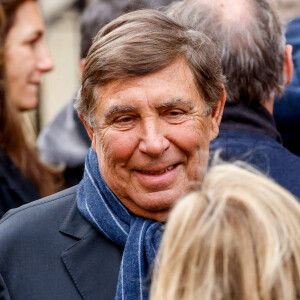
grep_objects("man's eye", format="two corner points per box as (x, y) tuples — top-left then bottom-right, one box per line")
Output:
(165, 110), (185, 118)
(115, 116), (134, 123)
(163, 110), (186, 123)
(168, 110), (183, 116)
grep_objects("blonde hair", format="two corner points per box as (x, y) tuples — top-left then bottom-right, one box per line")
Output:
(150, 163), (300, 300)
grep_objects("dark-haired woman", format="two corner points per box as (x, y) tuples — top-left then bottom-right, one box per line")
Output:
(0, 0), (59, 218)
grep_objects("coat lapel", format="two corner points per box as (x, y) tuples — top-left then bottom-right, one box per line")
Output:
(59, 201), (123, 300)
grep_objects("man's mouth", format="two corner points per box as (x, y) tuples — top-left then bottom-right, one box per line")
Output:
(136, 164), (179, 175)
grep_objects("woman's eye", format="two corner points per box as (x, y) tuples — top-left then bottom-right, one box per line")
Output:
(26, 35), (41, 47)
(27, 39), (38, 47)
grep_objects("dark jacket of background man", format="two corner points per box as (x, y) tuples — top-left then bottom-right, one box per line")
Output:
(274, 17), (300, 156)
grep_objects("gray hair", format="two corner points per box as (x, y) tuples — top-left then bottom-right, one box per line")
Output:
(80, 0), (178, 59)
(167, 0), (286, 104)
(75, 9), (225, 127)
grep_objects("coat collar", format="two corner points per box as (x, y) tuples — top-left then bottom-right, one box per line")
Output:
(221, 101), (282, 144)
(59, 198), (123, 300)
(59, 198), (92, 239)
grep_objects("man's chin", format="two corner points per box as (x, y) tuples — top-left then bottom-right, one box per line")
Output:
(120, 191), (184, 222)
(134, 208), (171, 223)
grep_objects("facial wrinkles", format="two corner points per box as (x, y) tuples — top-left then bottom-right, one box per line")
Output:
(140, 113), (209, 176)
(137, 101), (201, 168)
(96, 95), (208, 157)
(194, 148), (209, 177)
(186, 117), (211, 177)
(89, 57), (216, 221)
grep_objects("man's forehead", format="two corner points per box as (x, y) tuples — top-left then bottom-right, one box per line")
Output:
(97, 60), (199, 105)
(96, 84), (201, 117)
(102, 98), (195, 119)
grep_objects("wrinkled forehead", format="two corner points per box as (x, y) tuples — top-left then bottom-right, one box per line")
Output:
(99, 58), (200, 99)
(94, 57), (206, 118)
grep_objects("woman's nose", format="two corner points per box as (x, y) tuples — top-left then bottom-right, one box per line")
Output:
(36, 42), (54, 73)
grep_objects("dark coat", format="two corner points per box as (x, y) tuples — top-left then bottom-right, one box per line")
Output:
(0, 186), (122, 300)
(210, 102), (300, 199)
(210, 130), (300, 199)
(0, 150), (40, 218)
(274, 17), (300, 156)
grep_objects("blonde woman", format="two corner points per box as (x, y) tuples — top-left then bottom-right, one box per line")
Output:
(150, 163), (300, 300)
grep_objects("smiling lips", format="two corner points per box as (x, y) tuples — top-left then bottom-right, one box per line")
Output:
(136, 164), (179, 175)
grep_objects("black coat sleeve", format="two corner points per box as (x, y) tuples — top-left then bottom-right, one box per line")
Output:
(0, 273), (11, 300)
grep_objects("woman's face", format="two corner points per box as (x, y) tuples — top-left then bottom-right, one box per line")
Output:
(4, 1), (54, 111)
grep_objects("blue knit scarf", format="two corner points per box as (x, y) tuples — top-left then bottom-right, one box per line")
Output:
(77, 148), (163, 300)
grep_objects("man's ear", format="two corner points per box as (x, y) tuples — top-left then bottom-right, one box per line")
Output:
(284, 44), (294, 86)
(79, 114), (97, 151)
(209, 87), (226, 141)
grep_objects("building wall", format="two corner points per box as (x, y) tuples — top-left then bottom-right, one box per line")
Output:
(39, 1), (81, 129)
(40, 10), (80, 128)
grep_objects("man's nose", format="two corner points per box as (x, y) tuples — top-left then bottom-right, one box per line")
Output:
(138, 120), (170, 157)
(36, 42), (54, 73)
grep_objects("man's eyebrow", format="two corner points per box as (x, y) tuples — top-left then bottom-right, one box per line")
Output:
(156, 98), (194, 110)
(104, 104), (138, 120)
(104, 99), (194, 120)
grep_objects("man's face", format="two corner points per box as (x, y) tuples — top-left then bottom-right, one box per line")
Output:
(86, 58), (224, 222)
(4, 1), (54, 111)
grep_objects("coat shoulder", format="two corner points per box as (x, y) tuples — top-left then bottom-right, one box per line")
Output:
(0, 186), (78, 243)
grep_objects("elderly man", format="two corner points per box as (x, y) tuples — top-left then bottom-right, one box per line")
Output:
(0, 10), (225, 300)
(168, 0), (300, 198)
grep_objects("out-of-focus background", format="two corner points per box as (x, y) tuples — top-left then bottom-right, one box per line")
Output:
(26, 0), (300, 138)
(23, 0), (86, 145)
(39, 0), (84, 129)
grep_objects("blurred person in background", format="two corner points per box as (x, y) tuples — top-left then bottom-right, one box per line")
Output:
(150, 162), (300, 300)
(274, 0), (300, 156)
(37, 0), (178, 188)
(168, 0), (300, 198)
(0, 0), (59, 218)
